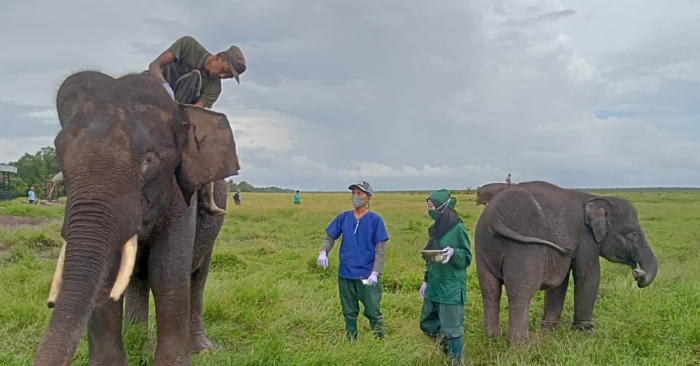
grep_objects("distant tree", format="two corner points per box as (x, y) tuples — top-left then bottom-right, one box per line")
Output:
(2, 146), (60, 198)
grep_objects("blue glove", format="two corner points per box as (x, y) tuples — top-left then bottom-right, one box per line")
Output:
(365, 271), (379, 286)
(420, 282), (427, 298)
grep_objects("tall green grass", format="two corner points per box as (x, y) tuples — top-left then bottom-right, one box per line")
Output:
(0, 191), (698, 365)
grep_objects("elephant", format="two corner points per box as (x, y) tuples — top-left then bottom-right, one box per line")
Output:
(474, 180), (658, 344)
(32, 70), (240, 366)
(475, 182), (514, 205)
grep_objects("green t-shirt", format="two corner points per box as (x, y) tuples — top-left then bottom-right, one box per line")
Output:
(162, 36), (222, 108)
(423, 223), (473, 305)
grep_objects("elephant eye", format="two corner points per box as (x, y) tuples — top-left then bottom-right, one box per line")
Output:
(140, 151), (162, 179)
(626, 232), (639, 241)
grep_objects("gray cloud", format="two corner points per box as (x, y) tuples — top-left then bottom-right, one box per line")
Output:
(1, 0), (699, 190)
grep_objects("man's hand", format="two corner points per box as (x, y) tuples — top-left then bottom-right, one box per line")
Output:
(365, 271), (379, 286)
(317, 251), (329, 269)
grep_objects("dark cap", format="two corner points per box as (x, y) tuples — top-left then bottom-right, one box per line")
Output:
(349, 181), (373, 196)
(223, 45), (246, 84)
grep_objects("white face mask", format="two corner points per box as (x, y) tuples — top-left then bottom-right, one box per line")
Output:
(352, 195), (366, 208)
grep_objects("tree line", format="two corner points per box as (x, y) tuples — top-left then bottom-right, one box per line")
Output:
(226, 180), (294, 193)
(0, 145), (293, 199)
(1, 146), (60, 198)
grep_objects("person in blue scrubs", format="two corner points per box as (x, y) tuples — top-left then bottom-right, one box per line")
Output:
(317, 181), (389, 341)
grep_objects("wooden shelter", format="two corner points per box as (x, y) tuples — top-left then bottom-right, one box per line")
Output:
(45, 171), (65, 202)
(0, 164), (17, 201)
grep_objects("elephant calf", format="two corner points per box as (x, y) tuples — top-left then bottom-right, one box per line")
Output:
(474, 181), (658, 344)
(475, 182), (514, 205)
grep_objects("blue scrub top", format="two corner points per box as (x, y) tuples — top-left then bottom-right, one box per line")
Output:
(325, 210), (389, 280)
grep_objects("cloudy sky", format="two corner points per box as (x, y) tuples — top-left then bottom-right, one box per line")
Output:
(1, 0), (699, 191)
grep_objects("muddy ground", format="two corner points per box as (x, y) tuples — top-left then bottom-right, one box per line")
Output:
(0, 215), (56, 230)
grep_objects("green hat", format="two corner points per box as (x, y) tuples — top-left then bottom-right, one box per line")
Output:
(223, 45), (246, 84)
(428, 189), (456, 209)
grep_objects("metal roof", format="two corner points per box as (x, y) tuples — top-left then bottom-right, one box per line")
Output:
(0, 164), (18, 174)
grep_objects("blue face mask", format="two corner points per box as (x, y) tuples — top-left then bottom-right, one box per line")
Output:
(352, 195), (366, 208)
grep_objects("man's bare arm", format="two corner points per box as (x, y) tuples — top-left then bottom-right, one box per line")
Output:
(148, 50), (176, 83)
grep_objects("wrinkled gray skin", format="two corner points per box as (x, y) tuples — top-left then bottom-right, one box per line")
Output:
(32, 71), (240, 366)
(475, 181), (658, 344)
(476, 182), (514, 205)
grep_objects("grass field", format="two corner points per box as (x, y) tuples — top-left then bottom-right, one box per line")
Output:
(0, 190), (699, 365)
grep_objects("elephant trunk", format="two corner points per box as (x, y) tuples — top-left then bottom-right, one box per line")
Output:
(33, 195), (138, 366)
(632, 241), (658, 288)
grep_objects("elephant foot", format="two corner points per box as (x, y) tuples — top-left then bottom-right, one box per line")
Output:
(190, 332), (214, 354)
(572, 321), (595, 335)
(540, 319), (559, 333)
(505, 330), (529, 345)
(484, 328), (502, 339)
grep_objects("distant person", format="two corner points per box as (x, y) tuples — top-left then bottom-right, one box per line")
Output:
(419, 189), (473, 365)
(505, 173), (512, 187)
(316, 181), (389, 341)
(293, 190), (301, 204)
(233, 189), (241, 205)
(28, 187), (36, 204)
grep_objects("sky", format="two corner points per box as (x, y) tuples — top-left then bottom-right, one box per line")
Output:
(1, 0), (699, 191)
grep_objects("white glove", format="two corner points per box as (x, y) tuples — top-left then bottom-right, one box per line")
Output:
(317, 251), (329, 269)
(441, 247), (454, 264)
(420, 282), (427, 298)
(162, 82), (175, 100)
(365, 271), (379, 286)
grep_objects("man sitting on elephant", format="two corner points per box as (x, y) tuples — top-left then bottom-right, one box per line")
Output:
(147, 35), (247, 216)
(49, 36), (246, 217)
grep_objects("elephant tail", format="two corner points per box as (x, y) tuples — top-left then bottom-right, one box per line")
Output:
(492, 222), (574, 257)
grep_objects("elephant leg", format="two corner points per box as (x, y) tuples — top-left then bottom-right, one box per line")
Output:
(190, 253), (213, 354)
(190, 179), (226, 354)
(505, 293), (535, 344)
(125, 247), (151, 325)
(149, 209), (196, 365)
(125, 278), (150, 324)
(571, 257), (601, 334)
(476, 253), (503, 338)
(541, 271), (570, 332)
(503, 256), (540, 344)
(87, 287), (127, 365)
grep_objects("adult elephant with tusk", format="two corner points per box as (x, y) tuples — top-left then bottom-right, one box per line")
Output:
(33, 70), (240, 366)
(474, 180), (658, 344)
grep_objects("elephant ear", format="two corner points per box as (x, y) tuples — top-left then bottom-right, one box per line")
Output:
(175, 104), (241, 205)
(584, 197), (612, 243)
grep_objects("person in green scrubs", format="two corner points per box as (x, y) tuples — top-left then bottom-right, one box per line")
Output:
(419, 189), (473, 365)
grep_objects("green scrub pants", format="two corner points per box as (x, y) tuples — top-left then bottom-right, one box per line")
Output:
(338, 277), (384, 340)
(419, 298), (464, 364)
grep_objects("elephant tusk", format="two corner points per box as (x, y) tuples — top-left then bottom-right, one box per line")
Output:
(109, 234), (138, 301)
(47, 240), (67, 308)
